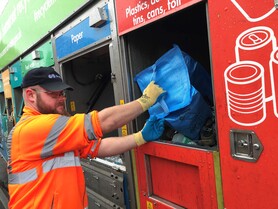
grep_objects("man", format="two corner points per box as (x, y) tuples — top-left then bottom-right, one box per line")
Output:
(7, 67), (165, 209)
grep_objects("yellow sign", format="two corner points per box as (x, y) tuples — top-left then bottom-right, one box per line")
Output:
(147, 201), (153, 209)
(122, 125), (128, 136)
(2, 69), (12, 98)
(120, 100), (125, 105)
(120, 100), (128, 136)
(70, 101), (76, 112)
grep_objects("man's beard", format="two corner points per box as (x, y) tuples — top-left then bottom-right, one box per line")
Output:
(36, 93), (66, 115)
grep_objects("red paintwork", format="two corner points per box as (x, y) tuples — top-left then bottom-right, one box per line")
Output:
(208, 0), (278, 208)
(135, 143), (218, 209)
(115, 0), (203, 35)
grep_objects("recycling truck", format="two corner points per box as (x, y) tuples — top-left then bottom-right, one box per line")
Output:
(0, 0), (278, 209)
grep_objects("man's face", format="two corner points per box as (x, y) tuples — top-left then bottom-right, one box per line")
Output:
(31, 87), (67, 115)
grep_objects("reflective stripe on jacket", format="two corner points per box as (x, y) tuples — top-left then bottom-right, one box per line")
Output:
(8, 106), (103, 209)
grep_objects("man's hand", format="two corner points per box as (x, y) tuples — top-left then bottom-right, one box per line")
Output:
(137, 81), (164, 111)
(134, 116), (165, 146)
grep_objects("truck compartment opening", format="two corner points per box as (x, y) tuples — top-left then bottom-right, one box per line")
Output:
(125, 2), (216, 149)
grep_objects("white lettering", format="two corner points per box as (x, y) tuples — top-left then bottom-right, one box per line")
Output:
(150, 0), (160, 5)
(48, 74), (61, 79)
(25, 62), (37, 70)
(16, 1), (25, 15)
(0, 30), (22, 59)
(1, 9), (16, 38)
(33, 0), (57, 22)
(125, 1), (148, 18)
(147, 6), (164, 19)
(132, 15), (144, 25)
(167, 0), (181, 10)
(0, 0), (30, 39)
(0, 0), (8, 16)
(24, 0), (31, 14)
(71, 32), (83, 44)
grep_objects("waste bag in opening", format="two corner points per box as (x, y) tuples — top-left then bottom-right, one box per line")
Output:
(164, 87), (212, 141)
(134, 44), (192, 119)
(182, 51), (213, 106)
(134, 44), (212, 141)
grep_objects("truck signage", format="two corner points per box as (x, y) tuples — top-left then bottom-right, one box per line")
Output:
(115, 0), (203, 35)
(55, 15), (111, 60)
(0, 0), (88, 70)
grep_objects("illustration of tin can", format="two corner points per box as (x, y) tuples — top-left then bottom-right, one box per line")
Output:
(235, 26), (276, 98)
(224, 61), (266, 126)
(270, 48), (278, 117)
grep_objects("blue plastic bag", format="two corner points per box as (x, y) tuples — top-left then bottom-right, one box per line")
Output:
(182, 51), (213, 105)
(164, 88), (212, 141)
(134, 45), (192, 119)
(134, 44), (212, 140)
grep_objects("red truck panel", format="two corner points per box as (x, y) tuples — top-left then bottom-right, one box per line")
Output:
(208, 0), (278, 208)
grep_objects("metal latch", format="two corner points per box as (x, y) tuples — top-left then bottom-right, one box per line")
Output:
(230, 129), (263, 162)
(275, 0), (278, 9)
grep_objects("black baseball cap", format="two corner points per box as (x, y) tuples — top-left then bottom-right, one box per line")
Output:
(21, 67), (73, 91)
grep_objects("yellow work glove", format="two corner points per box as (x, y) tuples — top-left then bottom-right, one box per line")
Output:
(134, 116), (165, 146)
(134, 132), (146, 146)
(136, 81), (164, 111)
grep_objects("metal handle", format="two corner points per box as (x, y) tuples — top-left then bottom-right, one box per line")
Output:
(230, 129), (263, 162)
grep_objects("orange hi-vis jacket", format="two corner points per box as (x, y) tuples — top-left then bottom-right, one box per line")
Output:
(7, 106), (103, 209)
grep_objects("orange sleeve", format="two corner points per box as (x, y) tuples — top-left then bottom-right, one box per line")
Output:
(91, 111), (103, 139)
(80, 139), (101, 158)
(80, 111), (103, 158)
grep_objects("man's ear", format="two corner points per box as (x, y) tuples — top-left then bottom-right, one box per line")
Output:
(25, 89), (36, 103)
